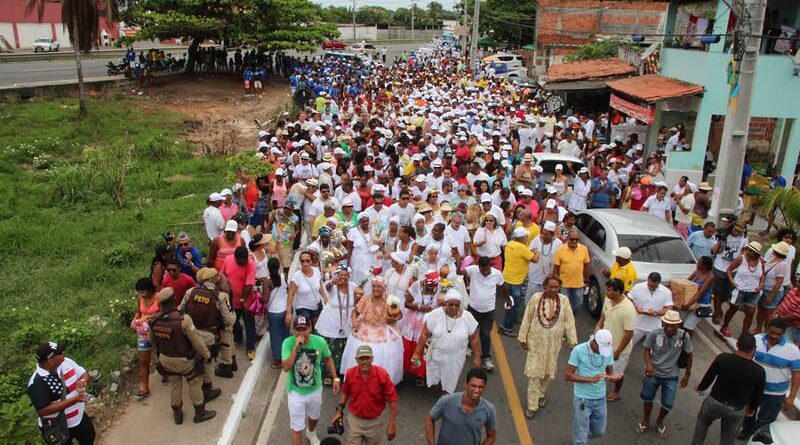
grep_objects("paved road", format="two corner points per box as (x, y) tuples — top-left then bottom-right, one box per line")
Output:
(0, 43), (426, 87)
(267, 300), (726, 445)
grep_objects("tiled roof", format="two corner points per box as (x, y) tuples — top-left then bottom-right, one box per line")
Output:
(605, 74), (704, 102)
(546, 58), (636, 82)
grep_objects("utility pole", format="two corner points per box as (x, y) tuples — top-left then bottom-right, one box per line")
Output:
(469, 0), (481, 75)
(412, 1), (416, 41)
(462, 0), (469, 57)
(352, 0), (357, 44)
(709, 0), (767, 221)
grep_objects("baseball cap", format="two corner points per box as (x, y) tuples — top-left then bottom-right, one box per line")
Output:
(543, 221), (557, 232)
(480, 193), (492, 203)
(512, 227), (529, 239)
(36, 342), (64, 363)
(613, 247), (632, 260)
(209, 192), (224, 202)
(294, 316), (309, 329)
(224, 220), (239, 232)
(157, 287), (175, 303)
(592, 329), (614, 357)
(355, 345), (374, 358)
(545, 199), (557, 209)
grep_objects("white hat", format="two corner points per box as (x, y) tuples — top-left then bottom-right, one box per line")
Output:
(232, 183), (243, 192)
(412, 154), (422, 161)
(543, 221), (557, 232)
(390, 251), (409, 263)
(258, 141), (268, 148)
(306, 178), (319, 187)
(357, 212), (370, 221)
(270, 147), (282, 155)
(275, 167), (285, 176)
(300, 151), (310, 159)
(533, 165), (544, 173)
(372, 184), (386, 194)
(578, 167), (589, 174)
(613, 247), (632, 260)
(555, 163), (563, 171)
(432, 159), (442, 167)
(415, 174), (426, 183)
(547, 186), (558, 194)
(480, 193), (493, 203)
(444, 288), (463, 302)
(224, 220), (239, 232)
(546, 199), (557, 209)
(209, 192), (224, 202)
(521, 188), (533, 197)
(220, 188), (232, 196)
(592, 329), (614, 357)
(512, 227), (529, 239)
(258, 130), (268, 138)
(342, 197), (354, 207)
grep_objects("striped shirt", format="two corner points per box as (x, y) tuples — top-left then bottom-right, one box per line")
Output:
(754, 333), (800, 395)
(27, 358), (86, 428)
(777, 286), (800, 329)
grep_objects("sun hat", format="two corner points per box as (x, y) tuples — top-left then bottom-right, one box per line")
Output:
(772, 241), (790, 257)
(746, 241), (762, 255)
(698, 182), (713, 191)
(661, 310), (682, 325)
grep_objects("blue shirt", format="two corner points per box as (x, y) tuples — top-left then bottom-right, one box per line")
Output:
(771, 176), (787, 189)
(754, 333), (800, 395)
(686, 231), (716, 258)
(568, 342), (613, 399)
(589, 178), (617, 208)
(177, 246), (203, 278)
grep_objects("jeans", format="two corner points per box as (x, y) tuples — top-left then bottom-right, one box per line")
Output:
(740, 393), (785, 437)
(691, 395), (745, 445)
(573, 396), (607, 445)
(233, 308), (256, 352)
(562, 287), (584, 312)
(267, 311), (289, 363)
(501, 283), (526, 332)
(468, 306), (494, 359)
(640, 376), (679, 411)
(68, 415), (96, 445)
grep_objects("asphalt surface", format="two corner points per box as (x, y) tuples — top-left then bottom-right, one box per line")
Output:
(268, 299), (727, 445)
(0, 43), (425, 88)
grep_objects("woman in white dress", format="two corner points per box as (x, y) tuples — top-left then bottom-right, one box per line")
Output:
(340, 276), (405, 383)
(402, 270), (441, 384)
(378, 216), (401, 275)
(285, 250), (328, 328)
(568, 168), (591, 212)
(411, 288), (481, 394)
(316, 265), (356, 383)
(473, 213), (508, 270)
(385, 251), (414, 301)
(346, 213), (377, 285)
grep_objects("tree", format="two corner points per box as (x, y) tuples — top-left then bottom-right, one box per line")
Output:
(356, 6), (394, 26)
(240, 0), (338, 51)
(26, 0), (116, 116)
(393, 8), (413, 28)
(479, 0), (536, 47)
(564, 39), (637, 62)
(427, 1), (444, 27)
(319, 5), (351, 24)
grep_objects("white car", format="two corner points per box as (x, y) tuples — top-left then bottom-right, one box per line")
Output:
(531, 153), (585, 183)
(33, 37), (59, 52)
(747, 420), (800, 445)
(350, 42), (376, 54)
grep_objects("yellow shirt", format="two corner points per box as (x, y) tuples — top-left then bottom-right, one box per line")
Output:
(503, 240), (534, 285)
(312, 213), (335, 238)
(601, 297), (637, 354)
(514, 221), (541, 245)
(403, 162), (417, 177)
(610, 262), (637, 293)
(553, 244), (590, 288)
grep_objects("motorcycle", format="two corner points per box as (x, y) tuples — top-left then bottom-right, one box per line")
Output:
(106, 61), (126, 76)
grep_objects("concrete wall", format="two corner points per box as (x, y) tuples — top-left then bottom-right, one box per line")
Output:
(377, 28), (440, 40)
(336, 25), (378, 42)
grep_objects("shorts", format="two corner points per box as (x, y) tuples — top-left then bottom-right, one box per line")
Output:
(278, 244), (293, 269)
(680, 308), (705, 330)
(253, 80), (262, 89)
(640, 376), (678, 411)
(287, 389), (322, 431)
(244, 80), (251, 88)
(712, 269), (732, 301)
(732, 289), (760, 308)
(136, 336), (152, 352)
(612, 351), (630, 375)
(759, 288), (784, 309)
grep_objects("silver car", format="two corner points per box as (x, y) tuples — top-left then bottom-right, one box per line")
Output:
(575, 209), (697, 317)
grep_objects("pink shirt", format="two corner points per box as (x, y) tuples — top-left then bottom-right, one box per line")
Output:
(220, 203), (239, 222)
(161, 272), (197, 306)
(220, 255), (256, 310)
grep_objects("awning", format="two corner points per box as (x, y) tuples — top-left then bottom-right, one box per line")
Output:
(546, 58), (636, 82)
(605, 74), (704, 103)
(542, 80), (609, 91)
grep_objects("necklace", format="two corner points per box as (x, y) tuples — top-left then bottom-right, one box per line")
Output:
(536, 295), (561, 329)
(336, 283), (349, 336)
(588, 348), (604, 367)
(539, 240), (554, 258)
(445, 315), (457, 333)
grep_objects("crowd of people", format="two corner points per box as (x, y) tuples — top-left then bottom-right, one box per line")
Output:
(30, 44), (800, 445)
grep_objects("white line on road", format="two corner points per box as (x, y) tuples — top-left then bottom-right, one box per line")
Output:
(255, 370), (288, 444)
(216, 335), (271, 445)
(21, 67), (75, 72)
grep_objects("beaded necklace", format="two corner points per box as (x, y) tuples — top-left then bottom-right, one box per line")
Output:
(536, 294), (561, 329)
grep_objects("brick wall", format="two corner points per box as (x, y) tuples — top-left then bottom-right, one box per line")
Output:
(748, 117), (777, 141)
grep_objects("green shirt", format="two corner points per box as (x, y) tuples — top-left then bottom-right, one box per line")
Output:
(281, 334), (331, 395)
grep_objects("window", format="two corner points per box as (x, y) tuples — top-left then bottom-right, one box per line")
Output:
(617, 235), (696, 264)
(575, 213), (594, 234)
(585, 220), (607, 251)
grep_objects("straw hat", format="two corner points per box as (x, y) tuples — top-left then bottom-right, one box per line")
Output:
(661, 310), (682, 325)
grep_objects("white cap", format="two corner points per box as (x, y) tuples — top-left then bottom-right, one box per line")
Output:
(258, 130), (268, 138)
(613, 247), (632, 260)
(224, 220), (239, 232)
(357, 212), (370, 221)
(275, 167), (285, 176)
(415, 174), (426, 183)
(432, 159), (442, 167)
(546, 199), (557, 209)
(412, 154), (422, 161)
(547, 186), (558, 194)
(209, 192), (224, 202)
(578, 167), (589, 174)
(300, 151), (310, 159)
(543, 221), (557, 232)
(521, 188), (533, 197)
(220, 188), (232, 196)
(258, 141), (268, 148)
(555, 163), (563, 171)
(592, 329), (614, 357)
(342, 197), (354, 207)
(512, 227), (529, 239)
(533, 165), (544, 173)
(480, 193), (492, 203)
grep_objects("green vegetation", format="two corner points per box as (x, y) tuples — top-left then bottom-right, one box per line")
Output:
(0, 97), (228, 442)
(564, 38), (639, 62)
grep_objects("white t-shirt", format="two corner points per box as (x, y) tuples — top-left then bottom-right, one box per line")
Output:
(675, 193), (695, 224)
(643, 195), (672, 221)
(444, 224), (471, 257)
(268, 279), (288, 313)
(291, 268), (322, 310)
(474, 227), (508, 258)
(628, 282), (673, 332)
(389, 202), (417, 227)
(765, 245), (796, 287)
(203, 206), (225, 241)
(465, 265), (504, 312)
(557, 139), (578, 155)
(713, 235), (748, 272)
(528, 236), (563, 284)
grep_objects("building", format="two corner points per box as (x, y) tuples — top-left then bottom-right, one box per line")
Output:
(654, 0), (800, 184)
(0, 0), (119, 50)
(533, 0), (670, 76)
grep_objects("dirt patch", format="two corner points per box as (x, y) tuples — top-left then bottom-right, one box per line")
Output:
(127, 74), (292, 154)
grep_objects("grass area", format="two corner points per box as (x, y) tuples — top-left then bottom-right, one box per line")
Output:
(0, 96), (227, 441)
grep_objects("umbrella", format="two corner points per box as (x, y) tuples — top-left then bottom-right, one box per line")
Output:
(521, 44), (536, 51)
(477, 37), (497, 48)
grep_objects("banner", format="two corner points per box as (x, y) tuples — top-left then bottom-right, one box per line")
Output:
(609, 93), (655, 124)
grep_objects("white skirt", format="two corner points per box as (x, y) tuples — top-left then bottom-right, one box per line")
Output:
(340, 335), (404, 384)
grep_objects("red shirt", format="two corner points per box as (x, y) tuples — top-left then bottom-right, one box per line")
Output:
(342, 364), (398, 419)
(777, 285), (800, 328)
(161, 272), (197, 306)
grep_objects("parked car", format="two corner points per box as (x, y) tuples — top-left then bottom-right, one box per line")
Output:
(575, 209), (696, 317)
(322, 40), (346, 50)
(509, 76), (539, 89)
(747, 420), (800, 445)
(531, 153), (584, 183)
(33, 37), (59, 52)
(350, 42), (376, 54)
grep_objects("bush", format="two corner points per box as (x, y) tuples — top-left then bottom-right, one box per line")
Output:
(0, 399), (41, 445)
(10, 323), (50, 352)
(87, 144), (133, 209)
(136, 133), (190, 161)
(104, 243), (139, 268)
(46, 163), (99, 206)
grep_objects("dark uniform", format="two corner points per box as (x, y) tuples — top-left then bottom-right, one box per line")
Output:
(179, 268), (236, 379)
(151, 288), (216, 424)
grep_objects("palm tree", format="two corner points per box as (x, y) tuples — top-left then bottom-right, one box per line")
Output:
(26, 0), (116, 115)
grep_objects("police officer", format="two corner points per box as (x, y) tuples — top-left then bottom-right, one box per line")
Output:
(179, 267), (236, 384)
(151, 287), (217, 424)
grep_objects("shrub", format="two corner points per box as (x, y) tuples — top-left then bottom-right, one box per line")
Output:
(0, 399), (41, 445)
(104, 243), (139, 268)
(227, 151), (274, 182)
(46, 163), (99, 206)
(10, 323), (49, 352)
(87, 144), (133, 209)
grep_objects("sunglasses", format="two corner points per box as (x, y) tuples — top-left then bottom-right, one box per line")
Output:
(300, 259), (312, 263)
(180, 242), (190, 247)
(167, 268), (179, 273)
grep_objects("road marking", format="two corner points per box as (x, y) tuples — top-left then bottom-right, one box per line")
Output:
(491, 329), (534, 445)
(21, 67), (74, 72)
(216, 336), (270, 445)
(255, 370), (288, 443)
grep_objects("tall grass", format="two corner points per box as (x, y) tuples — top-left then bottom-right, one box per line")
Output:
(0, 97), (228, 440)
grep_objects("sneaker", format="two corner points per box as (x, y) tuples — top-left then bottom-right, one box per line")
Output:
(247, 350), (256, 361)
(305, 429), (320, 445)
(482, 358), (495, 371)
(720, 327), (732, 337)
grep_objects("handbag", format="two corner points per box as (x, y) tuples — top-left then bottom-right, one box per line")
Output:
(39, 373), (69, 445)
(247, 287), (265, 316)
(695, 306), (712, 318)
(677, 329), (690, 369)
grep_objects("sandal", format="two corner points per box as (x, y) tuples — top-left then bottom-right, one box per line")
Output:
(538, 398), (546, 408)
(133, 391), (151, 401)
(525, 408), (536, 419)
(635, 422), (647, 434)
(270, 361), (283, 369)
(657, 424), (667, 438)
(720, 327), (732, 337)
(323, 377), (333, 387)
